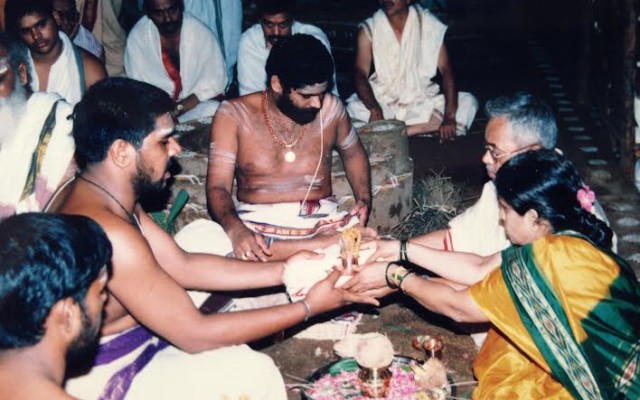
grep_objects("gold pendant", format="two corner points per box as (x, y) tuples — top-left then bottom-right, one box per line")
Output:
(284, 150), (296, 163)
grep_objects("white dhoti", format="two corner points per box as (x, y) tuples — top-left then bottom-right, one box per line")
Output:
(346, 5), (478, 134)
(64, 325), (286, 400)
(347, 91), (478, 134)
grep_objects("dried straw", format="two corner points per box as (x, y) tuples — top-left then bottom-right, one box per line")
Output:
(389, 172), (464, 240)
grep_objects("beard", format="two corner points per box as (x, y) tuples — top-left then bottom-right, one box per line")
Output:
(133, 156), (176, 212)
(276, 93), (319, 125)
(0, 82), (28, 144)
(65, 306), (101, 367)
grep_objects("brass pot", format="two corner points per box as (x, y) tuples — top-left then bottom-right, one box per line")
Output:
(358, 365), (392, 398)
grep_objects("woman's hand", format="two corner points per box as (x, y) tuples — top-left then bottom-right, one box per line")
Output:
(364, 239), (400, 263)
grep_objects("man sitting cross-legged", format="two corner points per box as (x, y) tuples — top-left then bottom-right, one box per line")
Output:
(0, 32), (76, 220)
(347, 0), (478, 140)
(125, 0), (227, 123)
(5, 0), (106, 106)
(0, 213), (111, 400)
(48, 77), (377, 400)
(207, 34), (372, 262)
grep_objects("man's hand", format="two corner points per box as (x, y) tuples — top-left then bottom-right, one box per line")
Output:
(438, 117), (457, 143)
(304, 270), (380, 317)
(368, 106), (384, 122)
(364, 239), (400, 263)
(229, 224), (273, 262)
(349, 200), (371, 227)
(341, 262), (390, 293)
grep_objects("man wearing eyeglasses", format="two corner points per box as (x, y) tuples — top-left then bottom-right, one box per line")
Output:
(411, 91), (615, 257)
(236, 0), (337, 96)
(51, 0), (104, 61)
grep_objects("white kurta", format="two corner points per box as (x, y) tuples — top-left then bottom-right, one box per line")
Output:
(346, 5), (477, 131)
(125, 13), (227, 121)
(28, 32), (84, 105)
(237, 21), (338, 96)
(0, 92), (75, 219)
(183, 0), (242, 83)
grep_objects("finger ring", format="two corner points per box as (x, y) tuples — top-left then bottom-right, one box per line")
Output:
(245, 250), (252, 257)
(240, 254), (248, 260)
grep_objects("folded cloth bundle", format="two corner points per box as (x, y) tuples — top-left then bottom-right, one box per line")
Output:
(282, 243), (376, 302)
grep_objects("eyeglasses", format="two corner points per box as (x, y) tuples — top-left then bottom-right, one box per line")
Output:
(484, 143), (537, 161)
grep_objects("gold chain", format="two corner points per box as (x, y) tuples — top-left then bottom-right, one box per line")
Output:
(261, 90), (307, 149)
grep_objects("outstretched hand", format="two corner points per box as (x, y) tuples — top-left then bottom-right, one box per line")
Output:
(364, 239), (400, 263)
(341, 261), (390, 293)
(304, 270), (380, 317)
(229, 224), (272, 262)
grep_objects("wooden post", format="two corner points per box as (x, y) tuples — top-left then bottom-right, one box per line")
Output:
(621, 0), (636, 175)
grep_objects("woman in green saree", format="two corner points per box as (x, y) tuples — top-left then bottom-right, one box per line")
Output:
(345, 150), (640, 399)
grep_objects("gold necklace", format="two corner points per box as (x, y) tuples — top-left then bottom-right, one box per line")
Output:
(261, 91), (308, 163)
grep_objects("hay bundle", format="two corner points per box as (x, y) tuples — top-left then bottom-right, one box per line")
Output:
(389, 173), (464, 240)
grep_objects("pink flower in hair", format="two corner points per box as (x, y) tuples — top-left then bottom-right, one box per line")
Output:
(577, 185), (595, 212)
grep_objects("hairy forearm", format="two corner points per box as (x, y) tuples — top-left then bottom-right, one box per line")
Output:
(207, 187), (244, 233)
(441, 69), (458, 120)
(342, 145), (372, 206)
(406, 241), (498, 285)
(354, 72), (381, 111)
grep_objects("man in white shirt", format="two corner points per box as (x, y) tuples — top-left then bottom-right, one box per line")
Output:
(237, 0), (337, 96)
(125, 0), (227, 123)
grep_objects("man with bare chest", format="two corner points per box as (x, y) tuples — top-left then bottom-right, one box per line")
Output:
(125, 0), (227, 123)
(5, 0), (106, 106)
(207, 34), (372, 261)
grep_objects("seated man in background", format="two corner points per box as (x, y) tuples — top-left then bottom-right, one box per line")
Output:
(51, 0), (104, 61)
(0, 213), (111, 400)
(0, 32), (76, 220)
(347, 0), (478, 140)
(413, 92), (615, 255)
(125, 0), (227, 123)
(49, 77), (376, 400)
(237, 0), (337, 96)
(184, 0), (242, 88)
(208, 34), (372, 262)
(5, 0), (106, 105)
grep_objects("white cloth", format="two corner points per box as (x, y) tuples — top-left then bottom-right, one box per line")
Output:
(65, 335), (286, 400)
(0, 93), (74, 219)
(28, 32), (84, 105)
(184, 0), (242, 84)
(237, 22), (338, 96)
(346, 5), (477, 130)
(283, 243), (375, 302)
(125, 13), (227, 113)
(447, 181), (618, 256)
(74, 25), (103, 59)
